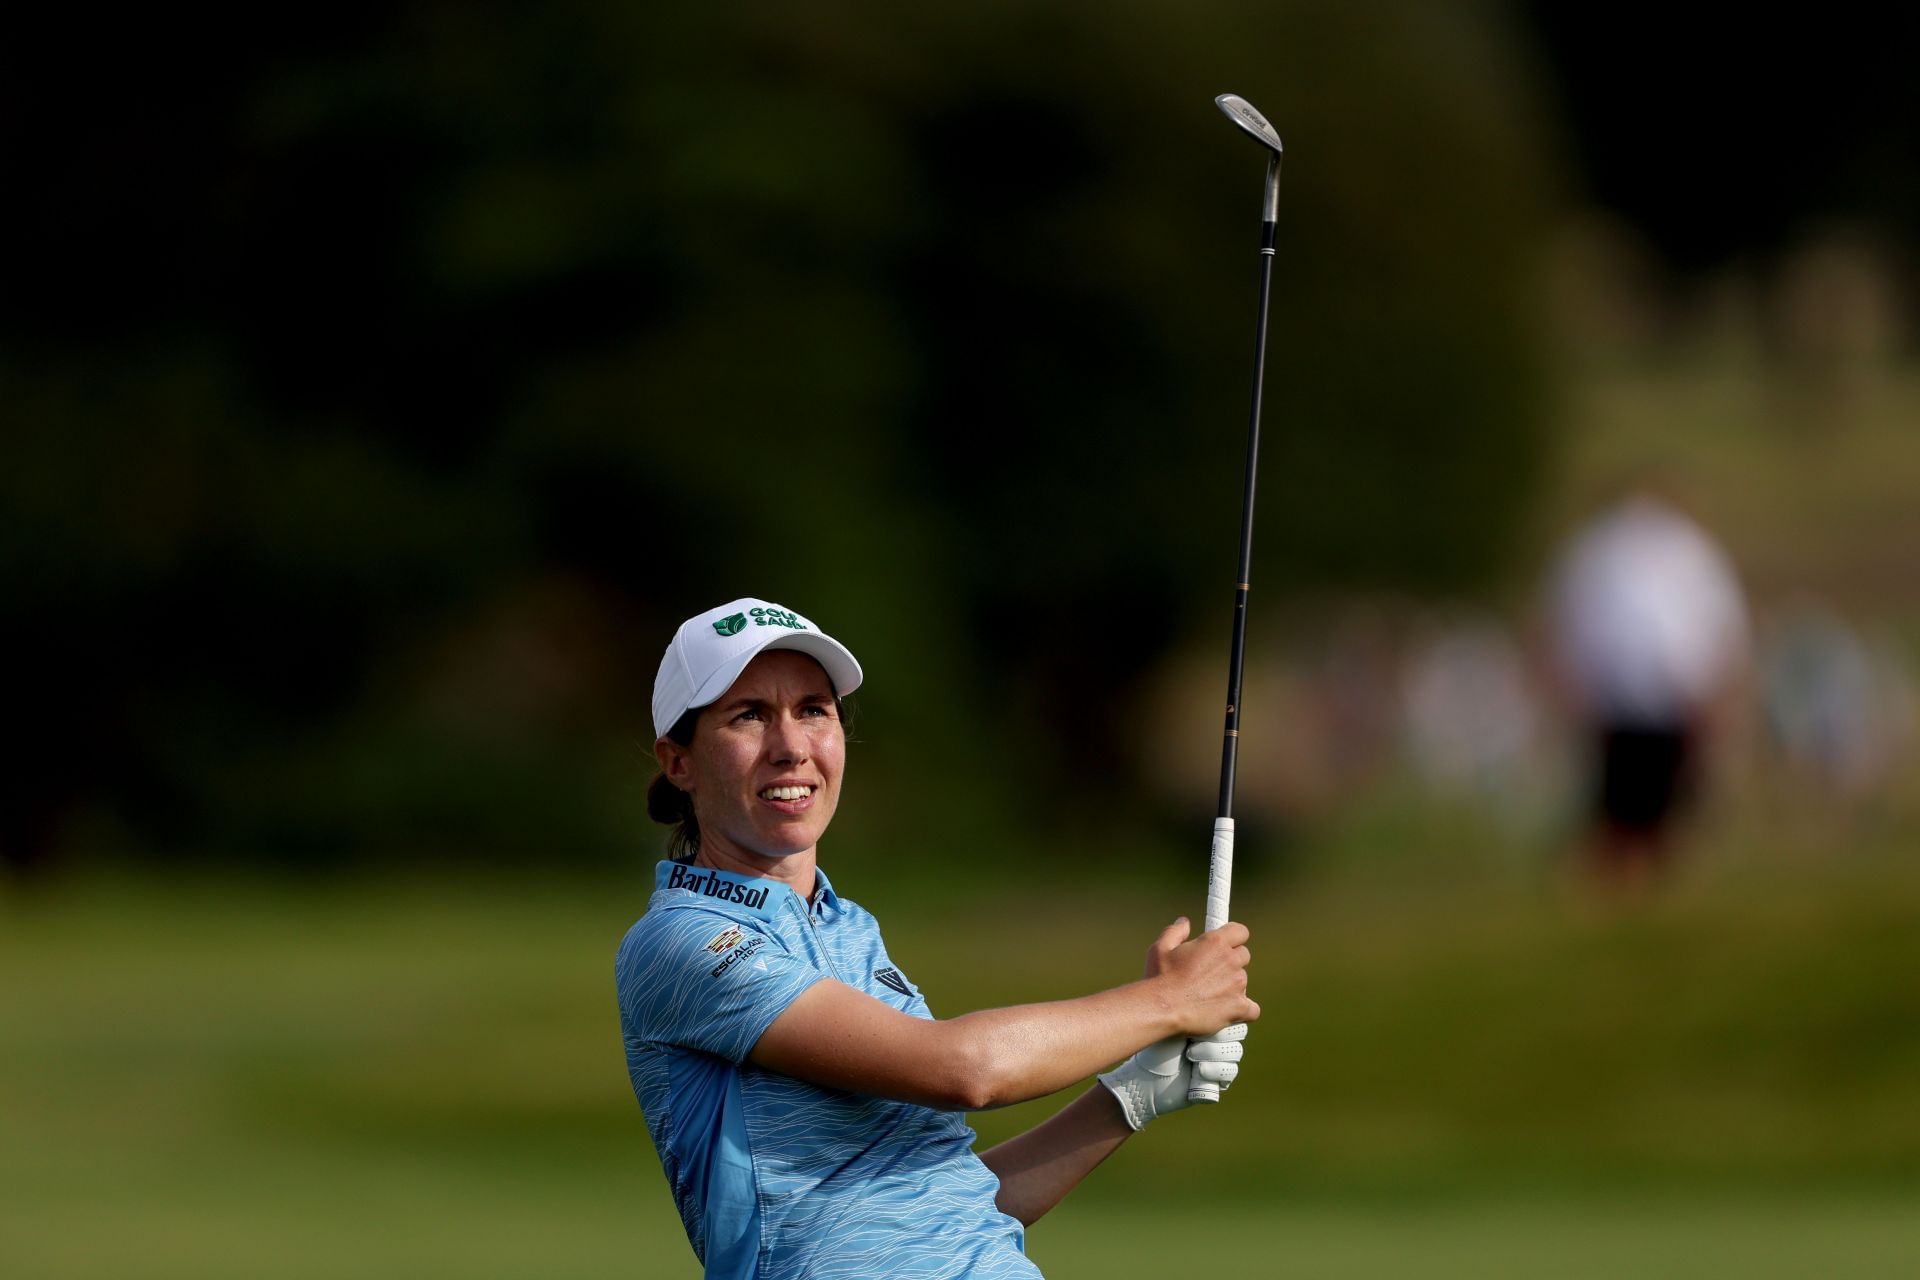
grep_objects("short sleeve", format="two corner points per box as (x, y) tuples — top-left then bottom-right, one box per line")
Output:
(617, 907), (826, 1064)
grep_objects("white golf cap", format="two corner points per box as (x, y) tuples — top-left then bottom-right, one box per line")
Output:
(651, 598), (863, 740)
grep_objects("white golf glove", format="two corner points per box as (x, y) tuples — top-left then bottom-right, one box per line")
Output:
(1098, 1023), (1247, 1131)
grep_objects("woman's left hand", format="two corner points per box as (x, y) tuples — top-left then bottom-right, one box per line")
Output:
(1098, 1023), (1247, 1130)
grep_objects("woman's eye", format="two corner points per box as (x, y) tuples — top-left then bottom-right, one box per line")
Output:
(735, 708), (762, 722)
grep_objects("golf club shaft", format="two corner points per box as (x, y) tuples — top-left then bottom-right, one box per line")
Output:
(1191, 152), (1279, 1105)
(1216, 170), (1277, 833)
(1212, 152), (1278, 899)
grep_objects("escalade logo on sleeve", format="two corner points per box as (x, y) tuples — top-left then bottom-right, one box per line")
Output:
(705, 926), (744, 954)
(874, 967), (912, 997)
(710, 936), (764, 979)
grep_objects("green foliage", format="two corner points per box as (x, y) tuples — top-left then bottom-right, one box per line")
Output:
(5, 1), (1560, 869)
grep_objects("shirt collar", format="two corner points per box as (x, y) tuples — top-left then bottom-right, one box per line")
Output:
(654, 859), (835, 923)
(810, 866), (842, 917)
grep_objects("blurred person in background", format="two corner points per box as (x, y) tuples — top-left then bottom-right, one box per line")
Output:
(1760, 601), (1917, 807)
(1401, 612), (1543, 831)
(616, 598), (1257, 1280)
(1545, 490), (1751, 886)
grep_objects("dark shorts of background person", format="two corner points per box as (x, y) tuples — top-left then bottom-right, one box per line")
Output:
(1595, 724), (1694, 833)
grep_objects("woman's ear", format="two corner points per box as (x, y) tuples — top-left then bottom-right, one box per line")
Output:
(655, 736), (694, 792)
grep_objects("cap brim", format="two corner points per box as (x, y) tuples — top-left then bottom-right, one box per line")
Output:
(684, 631), (864, 716)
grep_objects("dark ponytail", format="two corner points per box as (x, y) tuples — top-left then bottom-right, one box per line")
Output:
(649, 709), (701, 861)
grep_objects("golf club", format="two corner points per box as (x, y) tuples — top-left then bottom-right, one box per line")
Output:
(1190, 92), (1283, 1104)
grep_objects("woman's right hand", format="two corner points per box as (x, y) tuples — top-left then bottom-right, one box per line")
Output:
(1143, 916), (1259, 1037)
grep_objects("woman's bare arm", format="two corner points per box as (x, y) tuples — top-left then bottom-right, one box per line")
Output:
(979, 1085), (1135, 1225)
(749, 917), (1256, 1111)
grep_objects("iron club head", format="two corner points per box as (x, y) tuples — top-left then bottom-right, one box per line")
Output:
(1215, 93), (1283, 224)
(1214, 94), (1283, 155)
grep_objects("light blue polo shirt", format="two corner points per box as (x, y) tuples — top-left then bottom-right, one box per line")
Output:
(616, 860), (1042, 1280)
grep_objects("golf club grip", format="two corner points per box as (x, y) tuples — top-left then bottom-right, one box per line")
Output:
(1188, 817), (1235, 1104)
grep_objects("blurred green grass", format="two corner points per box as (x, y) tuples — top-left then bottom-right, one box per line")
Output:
(5, 835), (1919, 1277)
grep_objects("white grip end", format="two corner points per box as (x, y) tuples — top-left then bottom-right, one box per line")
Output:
(1202, 817), (1234, 932)
(1189, 818), (1236, 1104)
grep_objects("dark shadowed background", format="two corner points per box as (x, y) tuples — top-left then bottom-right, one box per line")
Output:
(5, 3), (1920, 1276)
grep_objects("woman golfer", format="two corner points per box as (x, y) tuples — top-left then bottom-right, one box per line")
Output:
(617, 598), (1256, 1279)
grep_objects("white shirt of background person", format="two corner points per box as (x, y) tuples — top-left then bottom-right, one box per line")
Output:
(1550, 493), (1751, 727)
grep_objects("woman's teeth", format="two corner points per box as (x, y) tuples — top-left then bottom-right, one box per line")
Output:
(761, 785), (813, 801)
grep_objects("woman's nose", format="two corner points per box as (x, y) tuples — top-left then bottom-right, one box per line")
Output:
(766, 712), (810, 763)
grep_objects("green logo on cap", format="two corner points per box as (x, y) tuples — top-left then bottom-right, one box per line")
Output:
(748, 606), (807, 631)
(712, 612), (748, 637)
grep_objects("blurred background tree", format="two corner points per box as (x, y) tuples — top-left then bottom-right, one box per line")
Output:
(1526, 3), (1920, 279)
(3, 1), (1916, 879)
